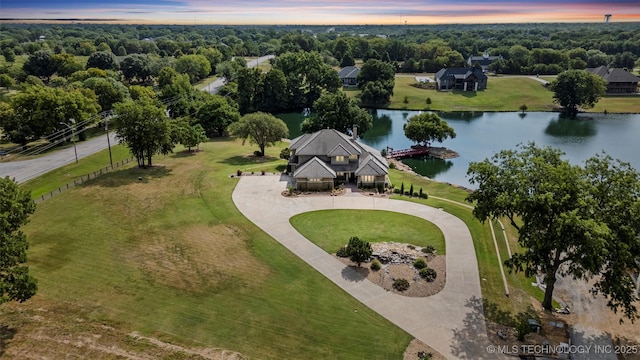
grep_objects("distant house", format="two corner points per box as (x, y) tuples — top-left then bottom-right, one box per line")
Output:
(585, 66), (640, 94)
(435, 68), (487, 91)
(288, 128), (388, 190)
(338, 66), (360, 87)
(467, 52), (503, 72)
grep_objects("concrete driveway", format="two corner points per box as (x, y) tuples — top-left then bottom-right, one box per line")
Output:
(233, 175), (495, 359)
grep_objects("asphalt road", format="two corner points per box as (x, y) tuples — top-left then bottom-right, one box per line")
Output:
(0, 54), (276, 184)
(0, 133), (119, 183)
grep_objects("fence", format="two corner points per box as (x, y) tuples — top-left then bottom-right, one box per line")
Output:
(34, 157), (135, 204)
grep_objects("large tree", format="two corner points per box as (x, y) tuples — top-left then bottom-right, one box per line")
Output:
(467, 143), (640, 320)
(113, 98), (174, 167)
(0, 177), (37, 304)
(227, 112), (289, 156)
(174, 54), (211, 83)
(549, 70), (606, 118)
(195, 95), (240, 137)
(86, 51), (119, 71)
(301, 91), (372, 136)
(22, 50), (56, 81)
(120, 54), (152, 83)
(357, 59), (395, 106)
(403, 113), (456, 147)
(83, 77), (130, 111)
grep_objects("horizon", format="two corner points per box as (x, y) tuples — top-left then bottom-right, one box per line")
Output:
(1, 1), (639, 25)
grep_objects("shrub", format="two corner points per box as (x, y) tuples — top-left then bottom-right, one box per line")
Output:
(236, 169), (242, 176)
(370, 259), (381, 271)
(413, 257), (427, 269)
(393, 278), (410, 291)
(419, 267), (437, 282)
(376, 183), (384, 193)
(407, 244), (415, 250)
(287, 185), (294, 196)
(420, 192), (428, 199)
(404, 191), (410, 196)
(389, 162), (396, 169)
(421, 245), (436, 254)
(413, 192), (419, 197)
(400, 182), (404, 195)
(393, 188), (401, 194)
(346, 236), (372, 267)
(336, 246), (349, 258)
(409, 184), (414, 196)
(261, 170), (265, 175)
(253, 150), (264, 157)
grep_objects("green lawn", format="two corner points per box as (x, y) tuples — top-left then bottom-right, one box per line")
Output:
(19, 138), (412, 359)
(290, 209), (445, 254)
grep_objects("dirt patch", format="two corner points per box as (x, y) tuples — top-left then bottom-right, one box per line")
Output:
(0, 297), (246, 360)
(129, 224), (270, 294)
(335, 242), (446, 297)
(403, 338), (447, 360)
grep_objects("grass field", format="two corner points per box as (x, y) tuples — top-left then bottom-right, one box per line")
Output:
(9, 139), (413, 359)
(290, 209), (446, 254)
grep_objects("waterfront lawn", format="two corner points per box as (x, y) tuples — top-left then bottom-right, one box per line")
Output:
(17, 138), (412, 359)
(590, 95), (640, 114)
(291, 209), (446, 254)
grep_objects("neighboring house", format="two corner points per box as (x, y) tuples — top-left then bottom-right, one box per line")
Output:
(585, 66), (640, 94)
(338, 66), (360, 87)
(435, 67), (487, 91)
(467, 52), (503, 72)
(288, 127), (388, 190)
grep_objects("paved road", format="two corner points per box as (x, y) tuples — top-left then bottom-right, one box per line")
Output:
(233, 175), (499, 360)
(0, 133), (118, 183)
(203, 54), (275, 94)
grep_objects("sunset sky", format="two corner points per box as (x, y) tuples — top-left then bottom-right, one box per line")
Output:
(1, 0), (639, 25)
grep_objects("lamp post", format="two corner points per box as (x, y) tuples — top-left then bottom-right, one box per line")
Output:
(59, 118), (78, 164)
(104, 114), (113, 167)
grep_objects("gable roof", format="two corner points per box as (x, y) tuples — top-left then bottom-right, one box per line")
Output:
(338, 66), (360, 79)
(435, 67), (487, 81)
(327, 143), (352, 157)
(355, 153), (388, 176)
(291, 129), (361, 157)
(293, 156), (337, 179)
(467, 53), (502, 66)
(586, 66), (640, 83)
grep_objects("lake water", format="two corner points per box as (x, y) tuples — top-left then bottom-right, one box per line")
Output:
(280, 110), (640, 189)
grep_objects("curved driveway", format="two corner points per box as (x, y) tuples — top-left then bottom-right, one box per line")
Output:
(233, 175), (495, 359)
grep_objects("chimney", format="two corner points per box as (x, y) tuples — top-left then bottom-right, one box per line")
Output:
(352, 125), (358, 140)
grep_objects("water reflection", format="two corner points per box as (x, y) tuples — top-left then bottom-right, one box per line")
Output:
(402, 157), (454, 179)
(360, 114), (392, 144)
(545, 118), (596, 138)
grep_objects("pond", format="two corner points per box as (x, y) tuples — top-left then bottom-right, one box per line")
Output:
(279, 110), (640, 189)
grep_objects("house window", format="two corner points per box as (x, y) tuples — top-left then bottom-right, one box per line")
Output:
(361, 175), (375, 183)
(335, 155), (345, 162)
(349, 154), (357, 160)
(309, 178), (321, 182)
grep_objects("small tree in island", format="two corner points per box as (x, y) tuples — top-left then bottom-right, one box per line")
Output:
(227, 112), (289, 156)
(403, 112), (456, 148)
(346, 236), (372, 267)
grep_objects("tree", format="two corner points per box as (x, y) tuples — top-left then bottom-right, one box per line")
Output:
(340, 53), (355, 67)
(113, 98), (174, 167)
(174, 54), (211, 83)
(0, 176), (37, 304)
(467, 143), (640, 320)
(52, 53), (83, 77)
(22, 50), (56, 81)
(549, 70), (605, 118)
(2, 48), (16, 62)
(173, 121), (207, 151)
(403, 113), (456, 147)
(346, 236), (372, 267)
(86, 51), (119, 71)
(120, 54), (152, 83)
(227, 112), (289, 156)
(426, 97), (432, 109)
(357, 58), (395, 105)
(195, 96), (240, 137)
(0, 74), (15, 91)
(519, 104), (528, 114)
(83, 77), (130, 111)
(301, 91), (373, 136)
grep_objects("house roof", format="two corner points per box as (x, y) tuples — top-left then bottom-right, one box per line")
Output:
(586, 66), (640, 83)
(293, 156), (336, 179)
(327, 144), (352, 157)
(435, 67), (487, 81)
(338, 66), (360, 79)
(467, 53), (502, 66)
(291, 129), (361, 157)
(355, 153), (388, 176)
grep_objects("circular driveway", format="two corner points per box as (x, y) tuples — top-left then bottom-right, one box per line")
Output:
(233, 175), (497, 359)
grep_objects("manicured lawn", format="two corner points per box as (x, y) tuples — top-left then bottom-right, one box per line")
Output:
(590, 95), (640, 113)
(290, 209), (445, 254)
(387, 169), (545, 316)
(19, 138), (412, 359)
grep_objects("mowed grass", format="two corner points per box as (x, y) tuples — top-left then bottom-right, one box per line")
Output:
(389, 75), (556, 112)
(20, 138), (412, 359)
(290, 210), (445, 254)
(387, 169), (543, 316)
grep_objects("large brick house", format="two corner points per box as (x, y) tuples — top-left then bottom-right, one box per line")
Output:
(435, 67), (487, 91)
(287, 128), (388, 190)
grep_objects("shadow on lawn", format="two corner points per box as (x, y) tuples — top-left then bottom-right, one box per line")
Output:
(85, 165), (173, 188)
(218, 154), (280, 166)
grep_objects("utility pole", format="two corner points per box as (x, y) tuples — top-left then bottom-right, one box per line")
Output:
(59, 119), (78, 164)
(104, 114), (113, 167)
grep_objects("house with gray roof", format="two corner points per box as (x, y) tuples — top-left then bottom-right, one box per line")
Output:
(288, 127), (388, 190)
(585, 66), (639, 94)
(338, 66), (360, 87)
(467, 52), (503, 72)
(435, 67), (487, 91)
